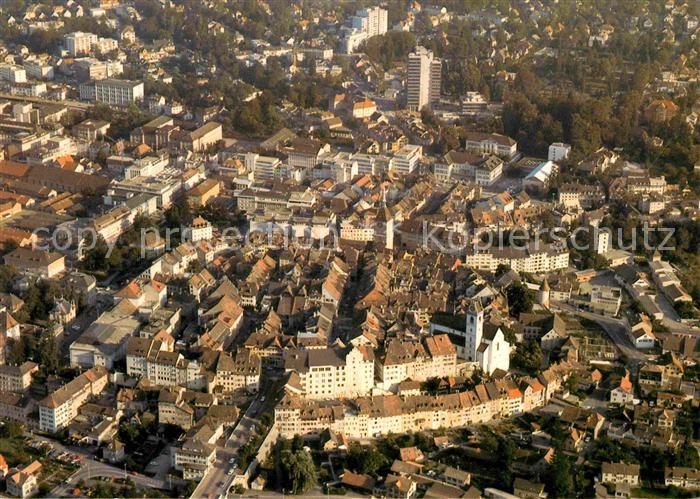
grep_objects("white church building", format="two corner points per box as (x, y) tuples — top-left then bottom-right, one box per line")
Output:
(465, 301), (511, 375)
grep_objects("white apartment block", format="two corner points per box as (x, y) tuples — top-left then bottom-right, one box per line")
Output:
(23, 59), (54, 80)
(391, 144), (422, 175)
(548, 142), (571, 162)
(343, 6), (388, 54)
(246, 152), (283, 181)
(0, 362), (38, 392)
(465, 243), (569, 273)
(0, 64), (27, 83)
(65, 31), (98, 56)
(38, 366), (109, 432)
(93, 79), (144, 106)
(353, 7), (388, 37)
(407, 46), (441, 111)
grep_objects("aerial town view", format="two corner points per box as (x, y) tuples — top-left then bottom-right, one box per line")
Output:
(0, 0), (698, 497)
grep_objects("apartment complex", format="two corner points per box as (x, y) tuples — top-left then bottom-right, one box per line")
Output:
(64, 31), (98, 55)
(92, 79), (144, 106)
(38, 366), (109, 432)
(407, 46), (441, 111)
(342, 6), (388, 53)
(465, 243), (569, 273)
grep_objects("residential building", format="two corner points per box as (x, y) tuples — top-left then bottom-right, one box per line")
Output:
(665, 467), (700, 489)
(0, 362), (38, 392)
(6, 461), (41, 498)
(548, 142), (571, 162)
(64, 31), (98, 55)
(601, 462), (640, 486)
(391, 144), (422, 175)
(92, 79), (144, 106)
(407, 47), (441, 111)
(38, 366), (109, 432)
(284, 345), (374, 399)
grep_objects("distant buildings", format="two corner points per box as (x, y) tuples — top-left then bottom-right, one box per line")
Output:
(342, 6), (388, 54)
(406, 46), (441, 111)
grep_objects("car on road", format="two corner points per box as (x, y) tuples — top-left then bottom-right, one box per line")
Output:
(260, 396), (266, 402)
(228, 457), (236, 464)
(226, 469), (234, 475)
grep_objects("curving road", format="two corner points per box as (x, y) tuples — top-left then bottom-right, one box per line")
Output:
(50, 459), (166, 496)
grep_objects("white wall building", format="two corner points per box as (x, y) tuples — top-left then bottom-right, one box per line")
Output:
(548, 142), (571, 162)
(407, 46), (441, 111)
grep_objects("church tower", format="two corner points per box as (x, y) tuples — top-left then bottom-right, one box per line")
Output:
(539, 277), (550, 309)
(465, 301), (484, 362)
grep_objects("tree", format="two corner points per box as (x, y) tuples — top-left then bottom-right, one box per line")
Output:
(506, 283), (534, 317)
(347, 444), (387, 476)
(512, 341), (543, 375)
(496, 437), (515, 489)
(548, 449), (573, 498)
(281, 450), (317, 494)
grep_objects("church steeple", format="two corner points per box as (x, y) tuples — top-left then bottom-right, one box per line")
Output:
(465, 300), (484, 362)
(539, 277), (550, 309)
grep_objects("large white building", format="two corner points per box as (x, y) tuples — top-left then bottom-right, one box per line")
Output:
(245, 152), (283, 181)
(548, 142), (571, 162)
(284, 345), (375, 400)
(64, 31), (99, 56)
(92, 79), (144, 106)
(407, 47), (441, 111)
(0, 64), (27, 83)
(38, 366), (109, 432)
(465, 243), (569, 273)
(391, 144), (422, 175)
(464, 302), (510, 375)
(342, 6), (388, 54)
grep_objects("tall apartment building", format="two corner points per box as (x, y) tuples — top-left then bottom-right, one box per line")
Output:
(407, 47), (441, 111)
(38, 366), (109, 432)
(64, 31), (98, 56)
(93, 79), (144, 106)
(353, 7), (388, 37)
(343, 6), (388, 53)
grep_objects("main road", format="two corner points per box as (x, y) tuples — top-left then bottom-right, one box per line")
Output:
(191, 394), (269, 498)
